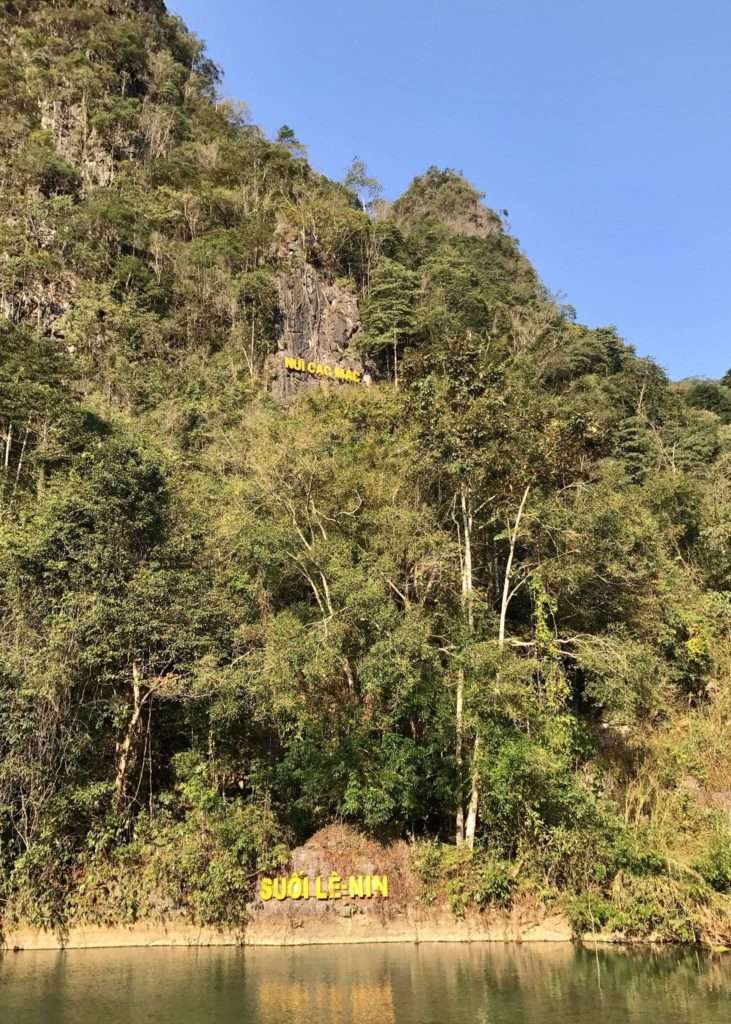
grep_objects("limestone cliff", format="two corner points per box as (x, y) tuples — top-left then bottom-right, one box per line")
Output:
(266, 264), (368, 400)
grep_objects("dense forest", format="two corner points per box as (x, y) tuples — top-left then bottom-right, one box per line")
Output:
(2, 0), (731, 942)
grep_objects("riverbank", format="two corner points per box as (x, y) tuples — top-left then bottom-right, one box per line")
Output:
(10, 900), (713, 952)
(3, 823), (731, 951)
(1, 909), (595, 951)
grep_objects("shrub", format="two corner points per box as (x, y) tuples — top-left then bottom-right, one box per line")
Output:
(412, 841), (515, 918)
(695, 824), (731, 894)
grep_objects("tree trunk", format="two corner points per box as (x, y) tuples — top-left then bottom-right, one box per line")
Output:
(113, 663), (146, 810)
(3, 421), (11, 471)
(465, 483), (531, 849)
(456, 485), (475, 845)
(461, 487), (475, 632)
(12, 424), (29, 498)
(464, 734), (480, 847)
(499, 484), (531, 647)
(455, 668), (465, 845)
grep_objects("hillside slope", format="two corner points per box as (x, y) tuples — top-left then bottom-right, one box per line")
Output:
(1, 0), (731, 944)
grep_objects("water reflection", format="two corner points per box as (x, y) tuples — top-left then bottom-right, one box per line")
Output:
(1, 942), (730, 1024)
(256, 978), (396, 1023)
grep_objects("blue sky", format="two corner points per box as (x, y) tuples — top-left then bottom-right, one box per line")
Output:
(170, 0), (730, 381)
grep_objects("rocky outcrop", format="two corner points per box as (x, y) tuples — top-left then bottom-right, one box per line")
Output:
(39, 99), (116, 189)
(265, 264), (368, 400)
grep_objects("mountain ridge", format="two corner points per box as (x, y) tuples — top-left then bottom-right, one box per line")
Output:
(1, 0), (731, 946)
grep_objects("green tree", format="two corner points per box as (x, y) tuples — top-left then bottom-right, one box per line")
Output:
(360, 257), (420, 386)
(343, 156), (383, 211)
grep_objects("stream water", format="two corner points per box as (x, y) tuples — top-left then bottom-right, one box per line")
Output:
(1, 942), (730, 1023)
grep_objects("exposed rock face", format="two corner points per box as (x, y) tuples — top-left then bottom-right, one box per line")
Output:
(250, 825), (415, 921)
(266, 264), (367, 400)
(40, 99), (116, 189)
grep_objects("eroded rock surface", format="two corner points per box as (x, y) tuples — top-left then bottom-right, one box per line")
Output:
(266, 264), (367, 400)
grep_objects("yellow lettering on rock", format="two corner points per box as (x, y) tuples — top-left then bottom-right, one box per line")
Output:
(288, 875), (303, 900)
(348, 875), (364, 898)
(257, 873), (389, 902)
(282, 354), (361, 384)
(372, 875), (389, 897)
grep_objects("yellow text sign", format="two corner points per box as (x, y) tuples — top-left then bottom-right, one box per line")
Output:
(259, 873), (388, 901)
(283, 355), (361, 383)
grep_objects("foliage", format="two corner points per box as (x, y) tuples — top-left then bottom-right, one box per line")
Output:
(567, 874), (712, 945)
(0, 0), (730, 943)
(412, 842), (515, 917)
(694, 823), (731, 894)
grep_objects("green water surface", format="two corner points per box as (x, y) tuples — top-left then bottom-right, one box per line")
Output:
(1, 942), (729, 1023)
